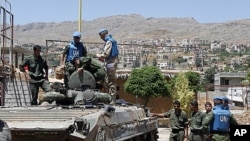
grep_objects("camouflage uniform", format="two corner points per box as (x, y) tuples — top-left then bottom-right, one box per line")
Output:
(202, 110), (213, 141)
(189, 110), (205, 141)
(164, 109), (188, 141)
(19, 55), (52, 105)
(66, 56), (106, 83)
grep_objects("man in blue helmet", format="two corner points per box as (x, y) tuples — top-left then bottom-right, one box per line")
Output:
(61, 31), (87, 88)
(222, 96), (230, 110)
(202, 96), (238, 141)
(96, 29), (119, 104)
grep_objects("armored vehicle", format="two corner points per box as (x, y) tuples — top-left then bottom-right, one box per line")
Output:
(0, 70), (159, 141)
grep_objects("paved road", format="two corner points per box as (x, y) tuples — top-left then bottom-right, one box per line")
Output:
(158, 128), (170, 141)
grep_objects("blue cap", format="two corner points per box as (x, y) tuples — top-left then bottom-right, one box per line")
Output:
(73, 31), (81, 37)
(98, 29), (108, 35)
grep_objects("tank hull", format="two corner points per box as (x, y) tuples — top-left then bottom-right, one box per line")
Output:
(0, 106), (159, 141)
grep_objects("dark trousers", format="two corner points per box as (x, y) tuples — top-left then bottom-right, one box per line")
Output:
(29, 80), (52, 105)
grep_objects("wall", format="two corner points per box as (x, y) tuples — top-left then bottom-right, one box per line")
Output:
(116, 78), (173, 113)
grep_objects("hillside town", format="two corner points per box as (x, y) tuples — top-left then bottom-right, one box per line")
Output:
(17, 36), (250, 73)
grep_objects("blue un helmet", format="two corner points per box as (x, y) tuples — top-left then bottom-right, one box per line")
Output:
(73, 31), (81, 38)
(222, 96), (229, 110)
(213, 96), (223, 110)
(98, 29), (108, 35)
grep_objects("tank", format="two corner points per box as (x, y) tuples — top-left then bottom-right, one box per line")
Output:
(0, 70), (159, 141)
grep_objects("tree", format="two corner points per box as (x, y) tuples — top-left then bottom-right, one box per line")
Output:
(203, 67), (217, 84)
(172, 72), (195, 115)
(202, 67), (217, 90)
(124, 66), (170, 106)
(185, 71), (201, 93)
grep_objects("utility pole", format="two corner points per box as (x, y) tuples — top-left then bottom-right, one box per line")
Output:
(78, 0), (82, 32)
(169, 46), (172, 69)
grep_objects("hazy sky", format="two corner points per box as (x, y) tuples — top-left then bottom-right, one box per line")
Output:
(6, 0), (250, 25)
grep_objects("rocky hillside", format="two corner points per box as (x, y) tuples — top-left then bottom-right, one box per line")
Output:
(13, 14), (250, 46)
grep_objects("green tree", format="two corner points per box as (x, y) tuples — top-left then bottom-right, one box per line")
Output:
(172, 72), (195, 115)
(202, 67), (217, 90)
(203, 67), (217, 84)
(124, 66), (170, 106)
(185, 71), (201, 93)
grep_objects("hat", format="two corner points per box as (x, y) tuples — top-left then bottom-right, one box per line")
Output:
(73, 31), (81, 37)
(222, 96), (229, 103)
(213, 96), (223, 105)
(213, 96), (223, 101)
(98, 29), (108, 35)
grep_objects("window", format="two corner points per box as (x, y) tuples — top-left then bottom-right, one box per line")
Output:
(225, 80), (229, 85)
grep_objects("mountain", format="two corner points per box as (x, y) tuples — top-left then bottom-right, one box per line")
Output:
(14, 14), (250, 46)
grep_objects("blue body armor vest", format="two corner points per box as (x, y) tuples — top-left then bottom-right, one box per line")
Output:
(104, 35), (119, 58)
(211, 107), (230, 132)
(66, 41), (84, 62)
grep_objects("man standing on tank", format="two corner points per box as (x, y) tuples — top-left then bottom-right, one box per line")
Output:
(19, 45), (52, 105)
(151, 100), (189, 141)
(96, 29), (119, 104)
(61, 31), (87, 88)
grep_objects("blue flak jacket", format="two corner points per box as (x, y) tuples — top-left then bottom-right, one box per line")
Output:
(104, 35), (119, 58)
(66, 41), (84, 62)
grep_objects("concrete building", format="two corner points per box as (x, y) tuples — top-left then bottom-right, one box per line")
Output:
(214, 72), (246, 85)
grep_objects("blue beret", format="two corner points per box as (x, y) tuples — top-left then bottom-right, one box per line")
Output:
(213, 96), (223, 101)
(222, 96), (229, 102)
(98, 29), (108, 35)
(73, 31), (81, 37)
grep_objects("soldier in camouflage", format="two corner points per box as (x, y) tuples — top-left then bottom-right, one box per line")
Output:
(202, 102), (213, 141)
(189, 100), (205, 141)
(65, 55), (106, 86)
(151, 100), (189, 141)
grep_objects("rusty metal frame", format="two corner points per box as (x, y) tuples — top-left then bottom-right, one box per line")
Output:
(0, 0), (14, 106)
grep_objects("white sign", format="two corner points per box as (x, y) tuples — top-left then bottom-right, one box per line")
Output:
(227, 87), (244, 102)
